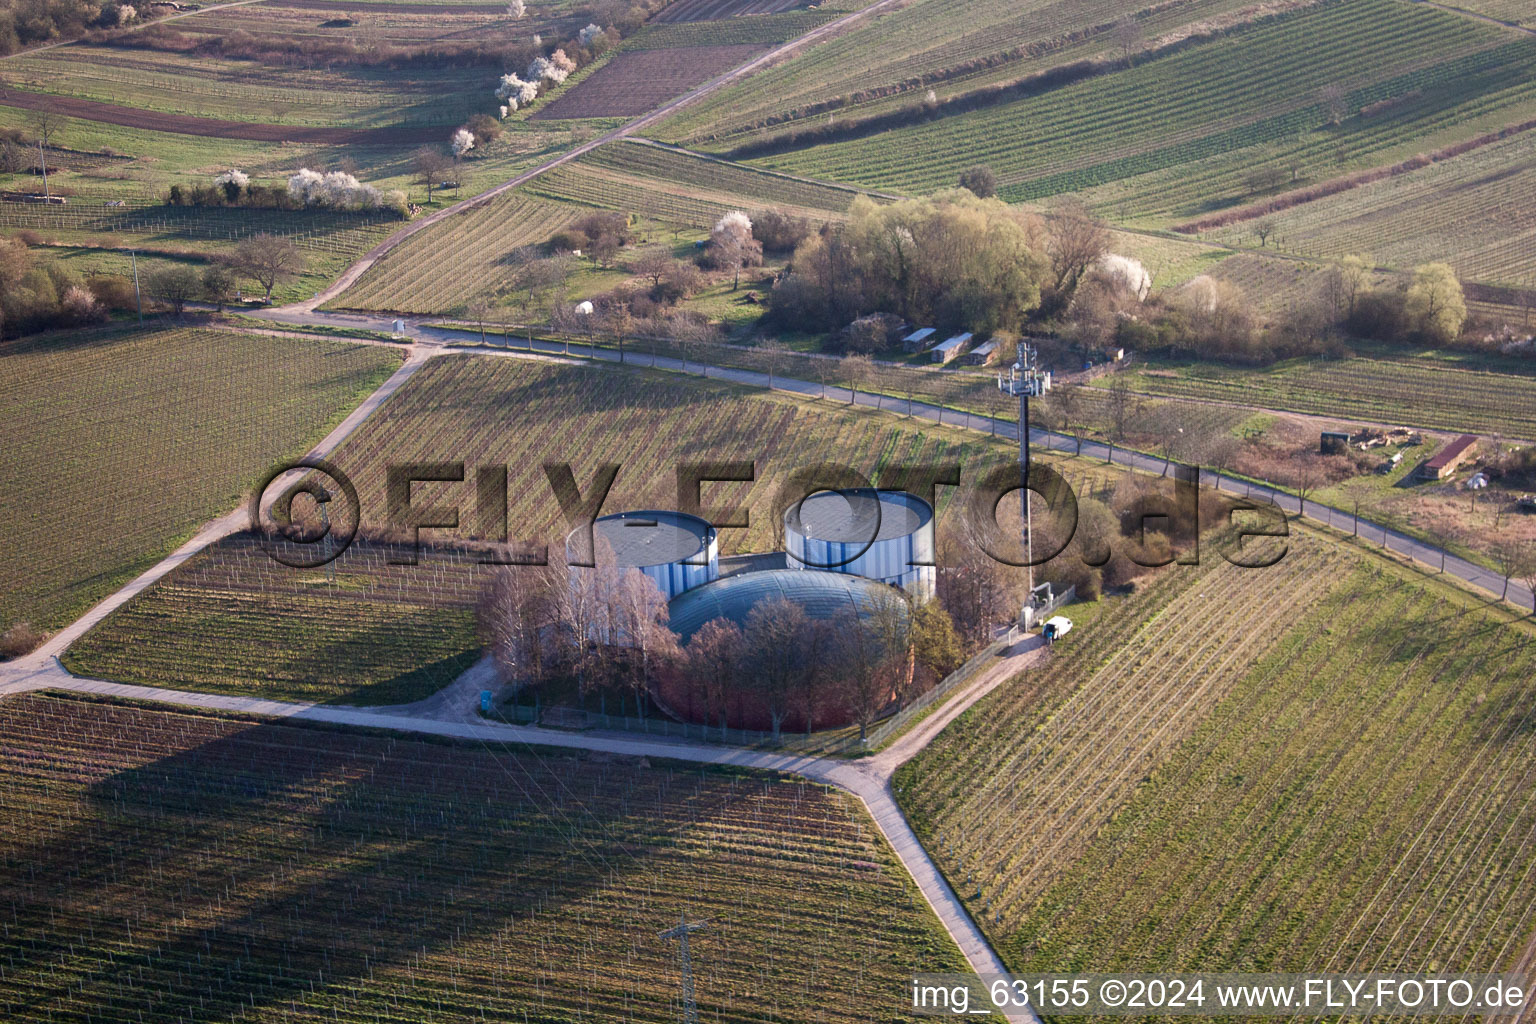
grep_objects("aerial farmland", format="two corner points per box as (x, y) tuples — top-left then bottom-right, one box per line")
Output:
(2, 0), (1536, 1019)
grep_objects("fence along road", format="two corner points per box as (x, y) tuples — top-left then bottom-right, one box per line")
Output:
(247, 310), (1536, 613)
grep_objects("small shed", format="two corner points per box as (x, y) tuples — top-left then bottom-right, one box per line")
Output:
(931, 332), (972, 364)
(1320, 430), (1351, 455)
(962, 339), (999, 366)
(1418, 434), (1478, 480)
(902, 327), (936, 351)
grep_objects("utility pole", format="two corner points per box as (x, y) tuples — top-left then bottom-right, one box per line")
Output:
(130, 250), (143, 323)
(318, 490), (336, 585)
(998, 344), (1051, 619)
(659, 914), (706, 1024)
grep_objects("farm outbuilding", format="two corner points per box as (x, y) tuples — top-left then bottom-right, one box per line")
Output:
(931, 333), (972, 363)
(962, 339), (999, 366)
(1321, 430), (1351, 455)
(1418, 434), (1479, 480)
(784, 489), (935, 600)
(902, 327), (936, 351)
(577, 510), (719, 600)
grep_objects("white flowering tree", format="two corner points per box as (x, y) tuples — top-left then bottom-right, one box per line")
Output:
(285, 168), (398, 212)
(506, 0), (524, 16)
(212, 168), (248, 202)
(1096, 253), (1152, 301)
(578, 22), (603, 46)
(495, 73), (539, 110)
(710, 210), (759, 290)
(450, 128), (476, 158)
(529, 49), (574, 84)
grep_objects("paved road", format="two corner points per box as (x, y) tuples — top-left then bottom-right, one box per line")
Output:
(249, 311), (1536, 613)
(1, 629), (1045, 1023)
(292, 0), (917, 311)
(26, 346), (432, 664)
(2, 308), (1522, 1016)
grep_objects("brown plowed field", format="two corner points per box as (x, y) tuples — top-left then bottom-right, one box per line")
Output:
(531, 43), (765, 119)
(0, 89), (445, 143)
(652, 0), (805, 23)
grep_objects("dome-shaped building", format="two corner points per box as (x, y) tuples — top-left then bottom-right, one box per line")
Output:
(660, 568), (910, 732)
(667, 567), (901, 643)
(783, 489), (935, 600)
(573, 510), (718, 600)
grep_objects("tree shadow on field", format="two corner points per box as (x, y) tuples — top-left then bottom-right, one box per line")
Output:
(0, 694), (716, 1023)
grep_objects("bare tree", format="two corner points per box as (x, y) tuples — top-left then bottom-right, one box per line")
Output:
(610, 567), (678, 718)
(1105, 375), (1134, 448)
(201, 263), (237, 312)
(604, 301), (634, 362)
(632, 246), (673, 290)
(1047, 199), (1110, 304)
(1049, 382), (1084, 454)
(412, 146), (452, 203)
(936, 523), (1022, 649)
(1255, 219), (1277, 248)
(1290, 451), (1323, 516)
(833, 607), (887, 743)
(1519, 539), (1536, 614)
(233, 233), (305, 302)
(686, 617), (744, 736)
(1113, 14), (1144, 66)
(479, 564), (558, 689)
(844, 352), (873, 406)
(147, 266), (201, 315)
(758, 337), (788, 390)
(1318, 82), (1348, 126)
(1202, 434), (1242, 481)
(465, 297), (490, 343)
(744, 596), (808, 742)
(26, 109), (61, 151)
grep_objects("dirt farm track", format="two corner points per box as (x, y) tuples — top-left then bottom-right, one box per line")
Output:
(0, 89), (446, 144)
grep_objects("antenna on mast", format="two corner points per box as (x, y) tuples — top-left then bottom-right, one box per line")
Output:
(998, 343), (1052, 623)
(659, 913), (706, 1024)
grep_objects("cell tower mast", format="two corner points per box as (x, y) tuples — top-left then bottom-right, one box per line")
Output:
(659, 914), (706, 1024)
(998, 344), (1051, 612)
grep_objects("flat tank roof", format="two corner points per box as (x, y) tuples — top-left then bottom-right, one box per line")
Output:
(784, 489), (932, 543)
(583, 510), (714, 569)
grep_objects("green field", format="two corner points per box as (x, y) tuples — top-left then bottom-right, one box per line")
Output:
(742, 0), (1534, 218)
(656, 0), (1270, 148)
(1199, 129), (1536, 284)
(1108, 353), (1536, 439)
(0, 325), (399, 635)
(333, 193), (577, 312)
(0, 45), (483, 130)
(0, 693), (965, 1022)
(898, 543), (1536, 976)
(1440, 0), (1533, 25)
(66, 354), (1019, 701)
(0, 199), (402, 300)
